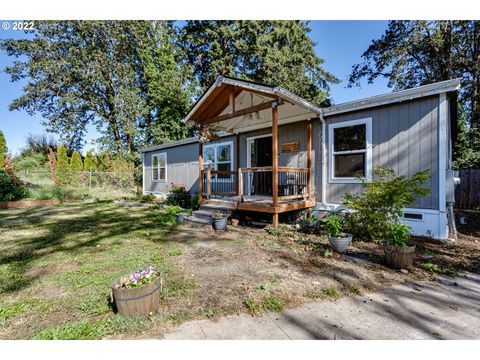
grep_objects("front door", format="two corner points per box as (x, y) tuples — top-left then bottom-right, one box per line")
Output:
(247, 135), (272, 196)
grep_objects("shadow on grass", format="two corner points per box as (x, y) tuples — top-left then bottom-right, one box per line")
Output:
(0, 203), (178, 294)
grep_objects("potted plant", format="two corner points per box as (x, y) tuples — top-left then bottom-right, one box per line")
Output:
(195, 126), (219, 144)
(111, 266), (162, 318)
(212, 210), (228, 231)
(323, 213), (352, 253)
(383, 221), (415, 269)
(175, 213), (190, 224)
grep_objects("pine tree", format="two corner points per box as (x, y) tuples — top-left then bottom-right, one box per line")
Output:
(348, 20), (480, 168)
(0, 130), (7, 170)
(69, 151), (83, 186)
(83, 151), (96, 172)
(180, 20), (338, 105)
(56, 145), (70, 186)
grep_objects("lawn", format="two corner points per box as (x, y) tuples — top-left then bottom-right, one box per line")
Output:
(0, 202), (478, 339)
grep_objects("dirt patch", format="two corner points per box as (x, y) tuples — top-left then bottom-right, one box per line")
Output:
(168, 227), (413, 317)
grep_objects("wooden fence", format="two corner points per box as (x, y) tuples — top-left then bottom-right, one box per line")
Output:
(455, 169), (480, 209)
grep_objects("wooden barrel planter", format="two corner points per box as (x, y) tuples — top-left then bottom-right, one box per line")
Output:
(111, 273), (163, 318)
(384, 244), (416, 269)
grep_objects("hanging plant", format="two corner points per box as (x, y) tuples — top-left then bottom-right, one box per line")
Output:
(195, 126), (219, 143)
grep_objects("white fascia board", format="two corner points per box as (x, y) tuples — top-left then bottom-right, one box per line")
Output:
(274, 87), (323, 115)
(323, 78), (461, 117)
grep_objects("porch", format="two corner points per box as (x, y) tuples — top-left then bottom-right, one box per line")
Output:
(184, 76), (322, 227)
(200, 167), (315, 221)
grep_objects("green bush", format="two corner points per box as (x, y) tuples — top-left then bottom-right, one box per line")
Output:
(322, 213), (344, 237)
(385, 221), (411, 247)
(166, 183), (191, 209)
(56, 145), (70, 186)
(191, 195), (200, 210)
(0, 170), (28, 201)
(343, 167), (430, 243)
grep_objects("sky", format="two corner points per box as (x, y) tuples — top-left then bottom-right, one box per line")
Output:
(0, 20), (390, 156)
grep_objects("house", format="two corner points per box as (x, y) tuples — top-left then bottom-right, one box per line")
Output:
(141, 75), (461, 239)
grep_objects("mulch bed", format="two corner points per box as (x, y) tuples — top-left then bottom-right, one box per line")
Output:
(0, 199), (61, 208)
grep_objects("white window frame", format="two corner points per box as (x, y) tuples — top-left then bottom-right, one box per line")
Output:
(203, 140), (234, 182)
(151, 152), (167, 183)
(328, 117), (372, 184)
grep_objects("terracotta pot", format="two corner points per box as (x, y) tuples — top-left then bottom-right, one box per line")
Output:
(384, 243), (416, 269)
(231, 219), (239, 226)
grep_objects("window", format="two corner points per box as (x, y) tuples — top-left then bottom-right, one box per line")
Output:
(329, 118), (372, 183)
(203, 141), (233, 180)
(152, 153), (167, 182)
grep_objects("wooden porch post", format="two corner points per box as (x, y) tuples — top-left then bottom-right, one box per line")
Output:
(307, 119), (312, 200)
(272, 101), (279, 227)
(198, 142), (203, 204)
(236, 133), (240, 196)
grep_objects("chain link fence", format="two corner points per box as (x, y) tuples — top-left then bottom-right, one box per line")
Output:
(14, 169), (137, 200)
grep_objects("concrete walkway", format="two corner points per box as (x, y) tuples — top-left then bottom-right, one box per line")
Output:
(165, 273), (480, 340)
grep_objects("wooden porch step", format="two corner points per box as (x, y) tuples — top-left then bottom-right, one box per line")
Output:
(192, 209), (216, 221)
(201, 203), (236, 212)
(184, 215), (212, 228)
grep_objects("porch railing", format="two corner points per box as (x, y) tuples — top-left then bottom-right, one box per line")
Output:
(201, 169), (238, 197)
(200, 166), (310, 200)
(239, 166), (309, 200)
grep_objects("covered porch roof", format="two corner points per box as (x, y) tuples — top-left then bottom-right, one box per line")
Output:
(183, 76), (322, 133)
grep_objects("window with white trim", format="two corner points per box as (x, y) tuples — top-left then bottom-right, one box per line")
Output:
(329, 118), (372, 182)
(152, 153), (167, 182)
(203, 141), (233, 180)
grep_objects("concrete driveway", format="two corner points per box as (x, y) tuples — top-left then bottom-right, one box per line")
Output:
(165, 272), (480, 340)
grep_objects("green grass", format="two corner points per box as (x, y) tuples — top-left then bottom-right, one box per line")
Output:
(33, 318), (112, 340)
(243, 299), (262, 316)
(347, 284), (363, 296)
(166, 310), (194, 324)
(306, 285), (342, 300)
(261, 296), (285, 311)
(0, 202), (188, 339)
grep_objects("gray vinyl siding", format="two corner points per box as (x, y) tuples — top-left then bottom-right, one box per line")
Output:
(238, 120), (320, 197)
(324, 95), (440, 210)
(143, 136), (236, 194)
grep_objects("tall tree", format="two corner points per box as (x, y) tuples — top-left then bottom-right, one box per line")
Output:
(56, 145), (70, 186)
(181, 20), (338, 105)
(138, 21), (194, 145)
(0, 21), (193, 156)
(0, 130), (7, 170)
(348, 21), (480, 168)
(84, 151), (96, 172)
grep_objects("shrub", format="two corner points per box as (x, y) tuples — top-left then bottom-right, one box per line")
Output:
(322, 213), (344, 237)
(384, 221), (411, 247)
(70, 151), (83, 185)
(83, 151), (96, 172)
(343, 167), (430, 242)
(166, 183), (190, 209)
(56, 145), (70, 186)
(0, 170), (28, 201)
(141, 194), (156, 203)
(191, 195), (199, 210)
(0, 130), (7, 170)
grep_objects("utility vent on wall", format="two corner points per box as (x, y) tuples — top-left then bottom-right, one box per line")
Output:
(402, 212), (423, 221)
